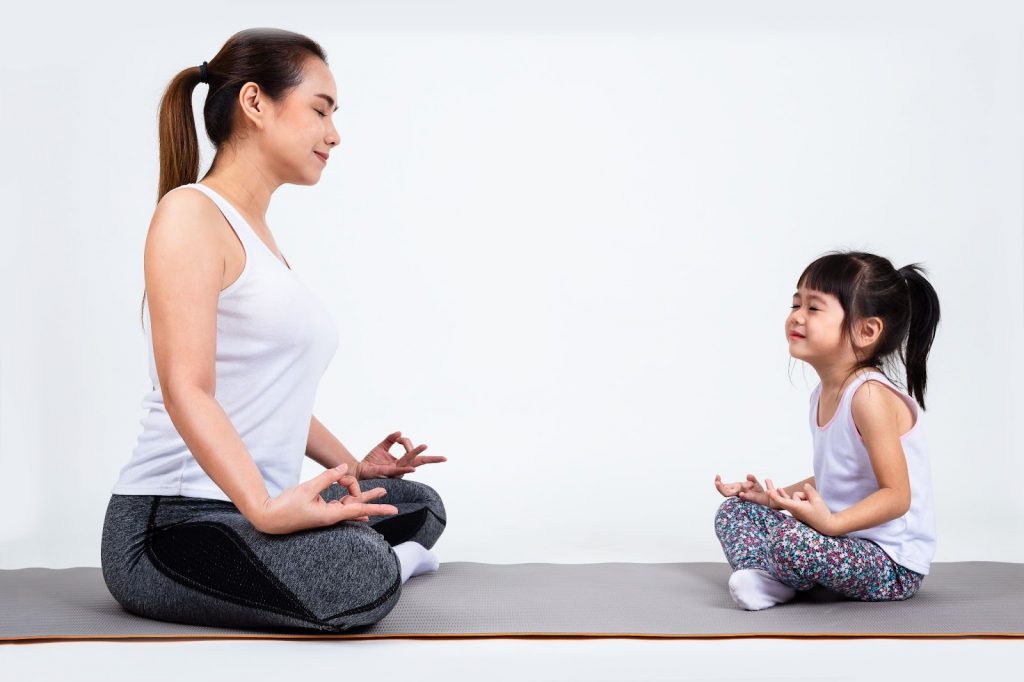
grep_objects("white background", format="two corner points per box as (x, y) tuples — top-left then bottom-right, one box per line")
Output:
(2, 0), (1022, 575)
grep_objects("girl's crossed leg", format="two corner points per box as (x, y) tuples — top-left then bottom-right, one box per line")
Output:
(714, 496), (923, 602)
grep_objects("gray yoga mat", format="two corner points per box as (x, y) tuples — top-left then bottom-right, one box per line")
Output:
(1, 562), (1020, 641)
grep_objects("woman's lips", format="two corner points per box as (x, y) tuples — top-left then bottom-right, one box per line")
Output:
(314, 151), (328, 164)
(789, 332), (805, 339)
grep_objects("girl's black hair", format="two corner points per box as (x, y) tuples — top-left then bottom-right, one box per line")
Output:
(797, 250), (941, 409)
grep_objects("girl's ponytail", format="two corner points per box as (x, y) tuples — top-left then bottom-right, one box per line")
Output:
(898, 263), (941, 409)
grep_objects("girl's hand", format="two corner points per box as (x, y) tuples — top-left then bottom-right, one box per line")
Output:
(766, 481), (838, 535)
(253, 464), (398, 535)
(716, 474), (779, 509)
(737, 474), (776, 508)
(357, 431), (448, 480)
(715, 474), (750, 497)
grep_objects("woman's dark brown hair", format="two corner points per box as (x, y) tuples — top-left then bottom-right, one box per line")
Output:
(141, 28), (328, 328)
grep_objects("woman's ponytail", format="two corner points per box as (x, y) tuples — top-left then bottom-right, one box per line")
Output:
(141, 65), (207, 329)
(898, 263), (941, 409)
(156, 64), (206, 202)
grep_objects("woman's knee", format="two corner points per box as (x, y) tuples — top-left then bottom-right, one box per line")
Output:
(363, 478), (447, 549)
(318, 527), (403, 630)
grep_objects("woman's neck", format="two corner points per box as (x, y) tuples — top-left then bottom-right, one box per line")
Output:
(199, 153), (279, 225)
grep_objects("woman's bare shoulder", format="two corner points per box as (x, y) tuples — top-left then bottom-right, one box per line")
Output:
(144, 186), (230, 290)
(144, 186), (233, 265)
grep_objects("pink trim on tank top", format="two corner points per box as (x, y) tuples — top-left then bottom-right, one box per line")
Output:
(815, 374), (920, 439)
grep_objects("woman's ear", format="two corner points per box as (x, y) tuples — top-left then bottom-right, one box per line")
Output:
(238, 82), (268, 130)
(853, 316), (884, 350)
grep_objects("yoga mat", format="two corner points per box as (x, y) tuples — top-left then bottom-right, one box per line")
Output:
(1, 562), (1020, 642)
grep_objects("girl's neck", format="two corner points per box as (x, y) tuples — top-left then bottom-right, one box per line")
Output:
(813, 361), (879, 396)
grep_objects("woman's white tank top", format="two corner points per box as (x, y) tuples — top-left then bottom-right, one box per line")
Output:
(810, 370), (937, 575)
(112, 183), (340, 502)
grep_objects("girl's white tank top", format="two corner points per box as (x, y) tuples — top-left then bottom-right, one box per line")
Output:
(112, 183), (340, 502)
(810, 370), (937, 575)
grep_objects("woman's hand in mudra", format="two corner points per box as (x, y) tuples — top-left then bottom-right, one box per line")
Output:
(254, 464), (397, 535)
(357, 431), (447, 480)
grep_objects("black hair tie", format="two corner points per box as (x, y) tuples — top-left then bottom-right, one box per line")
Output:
(198, 61), (209, 84)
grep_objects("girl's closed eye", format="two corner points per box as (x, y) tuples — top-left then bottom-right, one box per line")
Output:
(315, 109), (326, 117)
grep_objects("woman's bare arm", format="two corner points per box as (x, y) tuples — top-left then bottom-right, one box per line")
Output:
(304, 415), (360, 471)
(145, 189), (272, 526)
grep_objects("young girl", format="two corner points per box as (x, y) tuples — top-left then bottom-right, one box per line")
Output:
(713, 250), (940, 610)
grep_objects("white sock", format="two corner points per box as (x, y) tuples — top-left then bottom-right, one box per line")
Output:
(392, 541), (440, 584)
(728, 568), (797, 610)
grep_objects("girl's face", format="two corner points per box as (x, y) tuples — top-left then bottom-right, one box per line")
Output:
(259, 56), (340, 186)
(785, 285), (847, 363)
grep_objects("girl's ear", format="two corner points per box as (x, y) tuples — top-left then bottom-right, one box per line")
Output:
(853, 316), (884, 349)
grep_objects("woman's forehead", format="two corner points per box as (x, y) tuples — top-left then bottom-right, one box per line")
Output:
(297, 58), (337, 96)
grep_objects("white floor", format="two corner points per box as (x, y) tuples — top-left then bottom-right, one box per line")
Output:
(1, 639), (1020, 682)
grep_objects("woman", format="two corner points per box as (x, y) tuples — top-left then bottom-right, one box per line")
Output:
(101, 28), (447, 633)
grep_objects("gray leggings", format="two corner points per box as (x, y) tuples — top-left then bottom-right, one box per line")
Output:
(100, 478), (446, 633)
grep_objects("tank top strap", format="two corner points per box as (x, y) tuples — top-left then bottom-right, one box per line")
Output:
(840, 370), (921, 433)
(179, 183), (263, 255)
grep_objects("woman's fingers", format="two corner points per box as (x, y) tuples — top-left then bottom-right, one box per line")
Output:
(342, 486), (388, 504)
(306, 464), (349, 494)
(329, 503), (398, 523)
(337, 474), (362, 498)
(376, 431), (402, 450)
(410, 456), (446, 467)
(362, 486), (389, 501)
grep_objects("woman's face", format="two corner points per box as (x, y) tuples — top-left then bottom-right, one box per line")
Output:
(261, 56), (340, 186)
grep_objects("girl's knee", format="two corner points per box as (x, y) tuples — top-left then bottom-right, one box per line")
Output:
(765, 522), (813, 566)
(714, 496), (745, 534)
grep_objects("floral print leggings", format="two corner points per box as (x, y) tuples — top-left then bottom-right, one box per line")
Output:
(714, 496), (923, 601)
